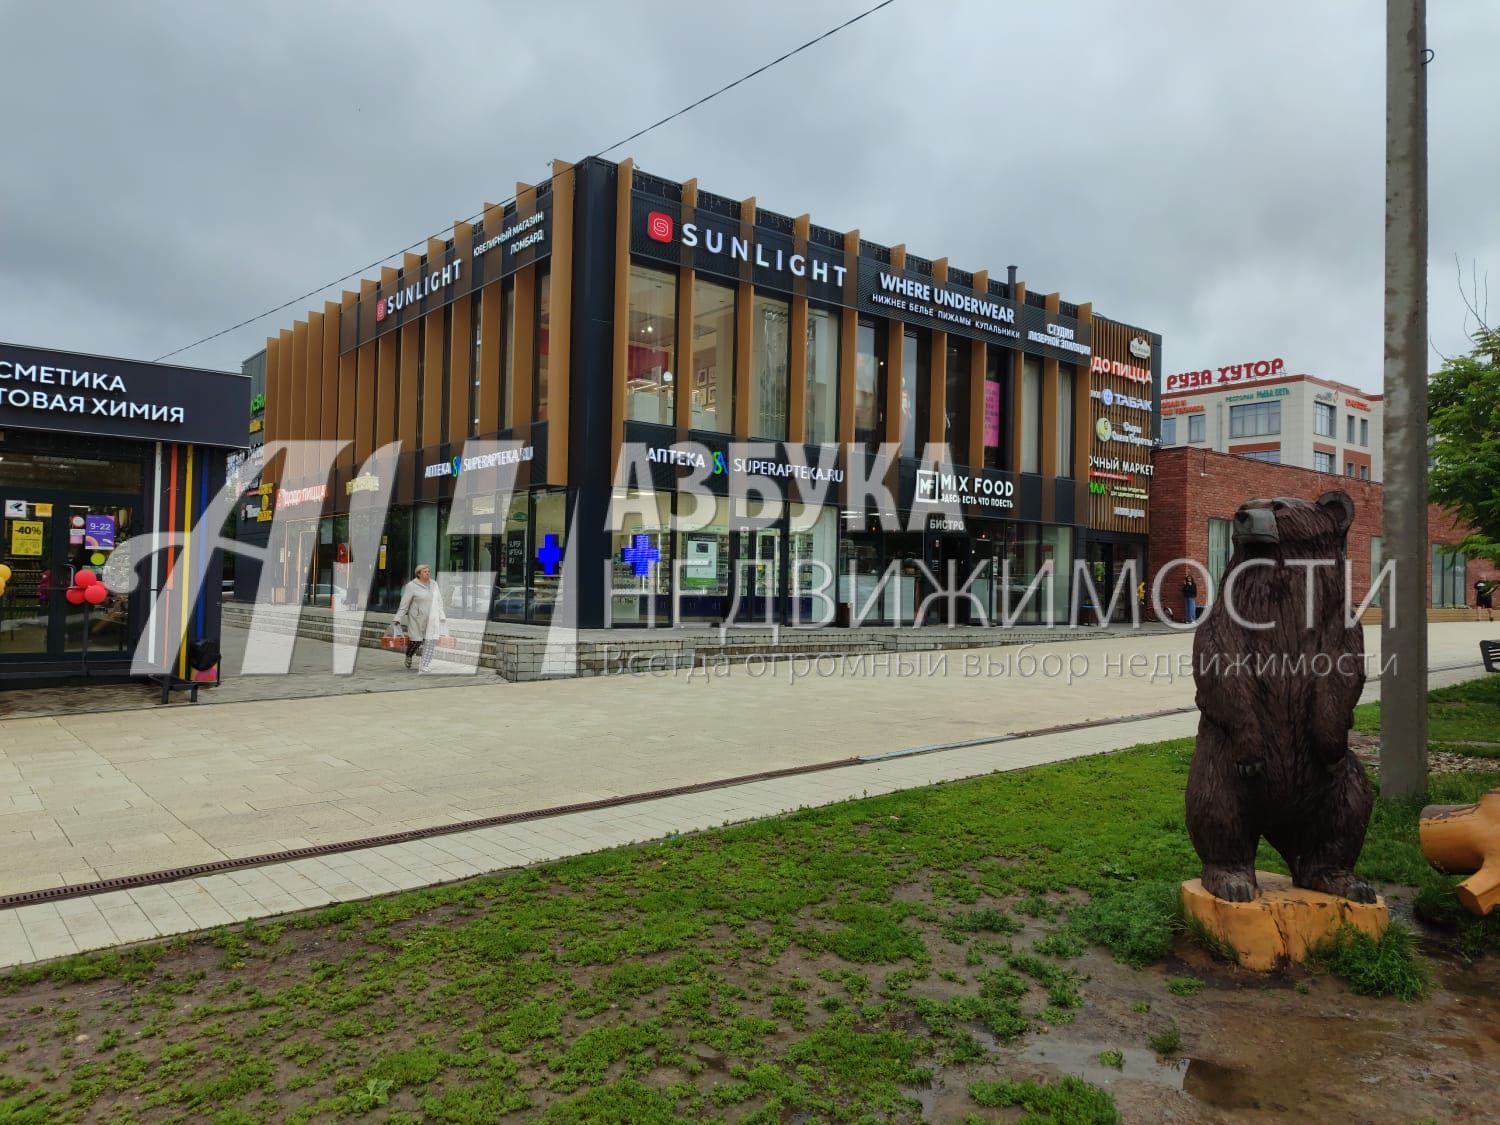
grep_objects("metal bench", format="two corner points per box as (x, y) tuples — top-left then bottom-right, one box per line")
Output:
(1483, 640), (1500, 674)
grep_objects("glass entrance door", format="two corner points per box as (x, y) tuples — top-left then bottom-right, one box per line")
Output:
(1, 498), (54, 656)
(0, 497), (134, 660)
(734, 528), (781, 625)
(61, 502), (133, 655)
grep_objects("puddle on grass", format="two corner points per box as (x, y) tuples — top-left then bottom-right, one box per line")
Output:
(905, 1041), (1190, 1119)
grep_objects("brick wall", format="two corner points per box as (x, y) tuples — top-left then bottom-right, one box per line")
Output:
(1149, 447), (1496, 610)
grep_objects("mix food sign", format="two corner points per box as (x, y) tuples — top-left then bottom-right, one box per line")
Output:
(0, 343), (249, 447)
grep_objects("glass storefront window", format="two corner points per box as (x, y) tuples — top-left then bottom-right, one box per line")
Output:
(692, 279), (734, 432)
(945, 337), (970, 464)
(900, 332), (919, 458)
(854, 319), (884, 445)
(676, 494), (730, 623)
(806, 307), (839, 444)
(789, 504), (837, 625)
(412, 504), (440, 594)
(1056, 365), (1075, 477)
(750, 294), (790, 439)
(0, 496), (138, 658)
(0, 451), (143, 491)
(501, 281), (517, 430)
(60, 503), (135, 656)
(373, 508), (411, 612)
(733, 503), (781, 626)
(530, 490), (567, 623)
(983, 347), (1004, 470)
(492, 491), (531, 621)
(469, 314), (482, 436)
(1020, 356), (1042, 474)
(1042, 524), (1073, 623)
(609, 491), (673, 624)
(1207, 517), (1233, 605)
(627, 265), (676, 425)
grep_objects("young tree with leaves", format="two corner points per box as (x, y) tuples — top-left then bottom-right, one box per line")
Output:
(1428, 326), (1500, 563)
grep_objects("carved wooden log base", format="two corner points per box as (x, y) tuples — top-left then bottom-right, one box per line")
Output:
(1420, 789), (1500, 916)
(1181, 872), (1389, 972)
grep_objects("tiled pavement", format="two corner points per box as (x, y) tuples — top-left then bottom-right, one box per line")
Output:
(0, 621), (1493, 968)
(0, 709), (1201, 968)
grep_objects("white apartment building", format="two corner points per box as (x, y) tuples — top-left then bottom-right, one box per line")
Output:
(1159, 371), (1382, 481)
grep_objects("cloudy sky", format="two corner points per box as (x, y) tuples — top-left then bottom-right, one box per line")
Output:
(1, 0), (1494, 393)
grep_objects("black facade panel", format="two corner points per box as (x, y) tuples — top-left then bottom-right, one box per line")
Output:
(566, 159), (620, 628)
(1054, 478), (1076, 526)
(530, 422), (548, 487)
(1018, 473), (1043, 522)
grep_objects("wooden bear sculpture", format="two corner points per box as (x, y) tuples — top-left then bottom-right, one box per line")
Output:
(1186, 491), (1376, 903)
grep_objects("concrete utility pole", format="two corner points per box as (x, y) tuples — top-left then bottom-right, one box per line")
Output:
(1380, 0), (1429, 799)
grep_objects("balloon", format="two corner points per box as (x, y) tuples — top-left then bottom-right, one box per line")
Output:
(90, 553), (106, 566)
(0, 563), (11, 581)
(65, 588), (86, 605)
(84, 584), (109, 605)
(0, 579), (7, 597)
(75, 570), (98, 587)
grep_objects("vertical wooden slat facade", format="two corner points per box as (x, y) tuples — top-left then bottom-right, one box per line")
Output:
(354, 279), (377, 466)
(1087, 315), (1155, 535)
(926, 257), (949, 453)
(732, 195), (755, 439)
(250, 154), (1154, 627)
(420, 239), (447, 452)
(397, 252), (422, 457)
(476, 203), (506, 437)
(304, 312), (324, 473)
(321, 301), (340, 448)
(286, 325), (304, 486)
(1008, 281), (1027, 479)
(510, 181), (537, 430)
(547, 158), (575, 484)
(786, 214), (811, 446)
(673, 178), (698, 435)
(883, 245), (906, 448)
(375, 267), (399, 454)
(337, 292), (358, 470)
(610, 159), (634, 472)
(448, 221), (474, 447)
(836, 229), (860, 449)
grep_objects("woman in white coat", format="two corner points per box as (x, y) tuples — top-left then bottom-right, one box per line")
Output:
(396, 564), (447, 671)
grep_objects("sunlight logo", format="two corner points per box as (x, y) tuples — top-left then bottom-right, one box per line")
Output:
(646, 211), (674, 243)
(374, 299), (386, 323)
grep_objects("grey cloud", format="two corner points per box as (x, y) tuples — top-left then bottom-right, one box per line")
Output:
(0, 0), (1492, 392)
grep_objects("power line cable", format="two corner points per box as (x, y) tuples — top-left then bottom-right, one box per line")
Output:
(154, 0), (897, 362)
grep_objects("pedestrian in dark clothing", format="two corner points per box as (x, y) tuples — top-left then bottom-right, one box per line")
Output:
(1182, 572), (1199, 623)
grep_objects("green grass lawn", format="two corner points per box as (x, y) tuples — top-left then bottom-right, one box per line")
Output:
(3, 693), (1499, 1123)
(1355, 674), (1500, 756)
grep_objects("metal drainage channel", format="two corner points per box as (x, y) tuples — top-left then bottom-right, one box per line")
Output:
(0, 707), (1209, 912)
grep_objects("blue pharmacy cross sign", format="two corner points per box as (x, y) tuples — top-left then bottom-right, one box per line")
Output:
(621, 534), (660, 577)
(536, 534), (563, 576)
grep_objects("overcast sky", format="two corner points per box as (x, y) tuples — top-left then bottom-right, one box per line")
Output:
(1, 0), (1494, 393)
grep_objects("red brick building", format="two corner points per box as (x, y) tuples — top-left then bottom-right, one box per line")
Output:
(1149, 447), (1498, 616)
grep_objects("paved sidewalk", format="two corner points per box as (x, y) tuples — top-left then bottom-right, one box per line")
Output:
(0, 709), (1201, 967)
(1, 623), (1490, 903)
(0, 627), (1488, 972)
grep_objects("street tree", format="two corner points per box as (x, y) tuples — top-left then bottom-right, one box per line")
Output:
(1428, 324), (1500, 562)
